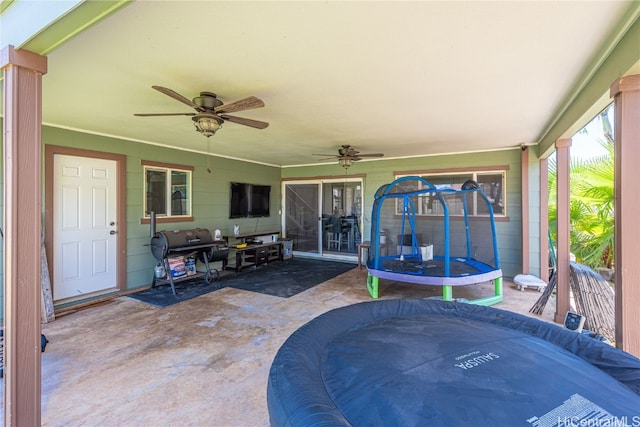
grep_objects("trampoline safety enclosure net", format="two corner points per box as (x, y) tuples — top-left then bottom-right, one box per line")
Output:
(366, 176), (503, 305)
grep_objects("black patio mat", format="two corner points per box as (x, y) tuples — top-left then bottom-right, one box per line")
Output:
(128, 257), (356, 307)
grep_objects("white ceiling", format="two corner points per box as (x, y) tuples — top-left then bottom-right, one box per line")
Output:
(31, 1), (635, 166)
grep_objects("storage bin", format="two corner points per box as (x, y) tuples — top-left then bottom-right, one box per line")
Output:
(279, 238), (294, 259)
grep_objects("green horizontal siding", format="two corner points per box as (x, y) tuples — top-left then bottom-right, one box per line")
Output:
(0, 121), (525, 320)
(0, 125), (282, 320)
(283, 149), (523, 278)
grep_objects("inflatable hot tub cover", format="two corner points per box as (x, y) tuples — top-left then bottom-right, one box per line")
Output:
(267, 299), (640, 426)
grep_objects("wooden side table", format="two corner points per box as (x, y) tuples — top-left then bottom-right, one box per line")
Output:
(357, 241), (370, 270)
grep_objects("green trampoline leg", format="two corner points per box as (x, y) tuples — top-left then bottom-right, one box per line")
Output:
(367, 274), (379, 299)
(442, 285), (453, 301)
(494, 276), (503, 298)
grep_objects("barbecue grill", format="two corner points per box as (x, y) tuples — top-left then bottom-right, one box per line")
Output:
(150, 228), (228, 295)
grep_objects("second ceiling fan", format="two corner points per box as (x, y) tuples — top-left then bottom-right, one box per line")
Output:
(134, 86), (269, 137)
(314, 145), (384, 169)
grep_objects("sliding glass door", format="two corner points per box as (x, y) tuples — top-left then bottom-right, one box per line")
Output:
(283, 178), (363, 258)
(283, 183), (321, 253)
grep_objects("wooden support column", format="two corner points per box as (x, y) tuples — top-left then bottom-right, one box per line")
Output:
(554, 138), (571, 324)
(1, 45), (47, 426)
(539, 157), (549, 282)
(610, 74), (640, 357)
(521, 146), (530, 274)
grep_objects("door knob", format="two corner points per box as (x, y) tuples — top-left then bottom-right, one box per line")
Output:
(110, 230), (117, 235)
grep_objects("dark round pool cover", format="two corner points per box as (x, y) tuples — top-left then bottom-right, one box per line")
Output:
(267, 299), (640, 426)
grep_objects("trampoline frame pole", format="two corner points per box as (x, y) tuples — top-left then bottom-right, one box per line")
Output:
(442, 285), (453, 301)
(367, 274), (379, 299)
(469, 277), (504, 306)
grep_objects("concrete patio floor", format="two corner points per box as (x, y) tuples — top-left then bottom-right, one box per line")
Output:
(1, 265), (556, 426)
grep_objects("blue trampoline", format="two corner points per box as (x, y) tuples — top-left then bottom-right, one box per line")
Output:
(267, 299), (640, 426)
(366, 176), (502, 305)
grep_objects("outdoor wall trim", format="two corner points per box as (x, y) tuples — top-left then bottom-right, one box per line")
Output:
(281, 174), (366, 182)
(536, 6), (640, 157)
(0, 44), (47, 71)
(1, 45), (47, 427)
(611, 73), (640, 94)
(1, 0), (131, 56)
(554, 138), (572, 324)
(539, 158), (549, 285)
(395, 165), (510, 176)
(611, 74), (640, 357)
(520, 147), (530, 275)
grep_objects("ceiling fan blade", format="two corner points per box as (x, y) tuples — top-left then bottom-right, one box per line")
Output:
(219, 114), (269, 129)
(134, 112), (196, 117)
(152, 86), (204, 112)
(312, 153), (339, 157)
(314, 157), (338, 161)
(355, 153), (384, 158)
(215, 96), (265, 114)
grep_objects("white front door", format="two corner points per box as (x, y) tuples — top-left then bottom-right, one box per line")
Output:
(53, 154), (118, 301)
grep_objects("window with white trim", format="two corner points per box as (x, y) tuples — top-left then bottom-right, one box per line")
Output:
(143, 162), (193, 219)
(395, 169), (506, 217)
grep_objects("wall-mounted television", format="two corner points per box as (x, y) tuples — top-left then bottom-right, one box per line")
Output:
(229, 182), (271, 218)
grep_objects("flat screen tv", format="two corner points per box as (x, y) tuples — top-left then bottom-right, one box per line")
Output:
(229, 182), (271, 218)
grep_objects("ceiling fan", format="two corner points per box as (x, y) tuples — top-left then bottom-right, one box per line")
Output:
(134, 86), (269, 137)
(313, 145), (384, 169)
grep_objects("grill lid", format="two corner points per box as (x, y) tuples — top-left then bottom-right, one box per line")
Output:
(150, 228), (216, 260)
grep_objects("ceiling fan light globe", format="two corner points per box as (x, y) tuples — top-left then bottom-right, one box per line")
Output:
(339, 158), (353, 169)
(193, 114), (223, 137)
